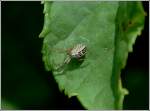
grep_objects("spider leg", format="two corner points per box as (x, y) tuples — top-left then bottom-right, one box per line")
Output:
(53, 56), (71, 75)
(49, 48), (66, 53)
(64, 55), (71, 64)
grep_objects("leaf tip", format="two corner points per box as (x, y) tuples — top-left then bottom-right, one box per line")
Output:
(69, 93), (78, 98)
(39, 33), (43, 38)
(122, 88), (129, 96)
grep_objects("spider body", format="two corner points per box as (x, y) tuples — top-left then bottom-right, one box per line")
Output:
(55, 44), (87, 72)
(67, 44), (87, 59)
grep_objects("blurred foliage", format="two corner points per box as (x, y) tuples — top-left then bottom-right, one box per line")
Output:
(1, 1), (149, 110)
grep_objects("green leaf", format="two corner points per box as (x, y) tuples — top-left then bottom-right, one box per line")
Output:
(112, 2), (145, 109)
(39, 1), (145, 109)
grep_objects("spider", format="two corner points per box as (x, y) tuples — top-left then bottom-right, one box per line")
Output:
(54, 43), (87, 73)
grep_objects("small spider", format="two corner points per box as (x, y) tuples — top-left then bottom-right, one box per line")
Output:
(54, 43), (87, 73)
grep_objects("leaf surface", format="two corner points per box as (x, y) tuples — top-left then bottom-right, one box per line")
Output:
(39, 1), (145, 109)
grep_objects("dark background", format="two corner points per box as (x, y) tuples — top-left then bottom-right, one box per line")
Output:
(1, 1), (149, 110)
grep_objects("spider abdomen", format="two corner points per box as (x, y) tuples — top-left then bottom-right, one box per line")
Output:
(70, 44), (87, 59)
